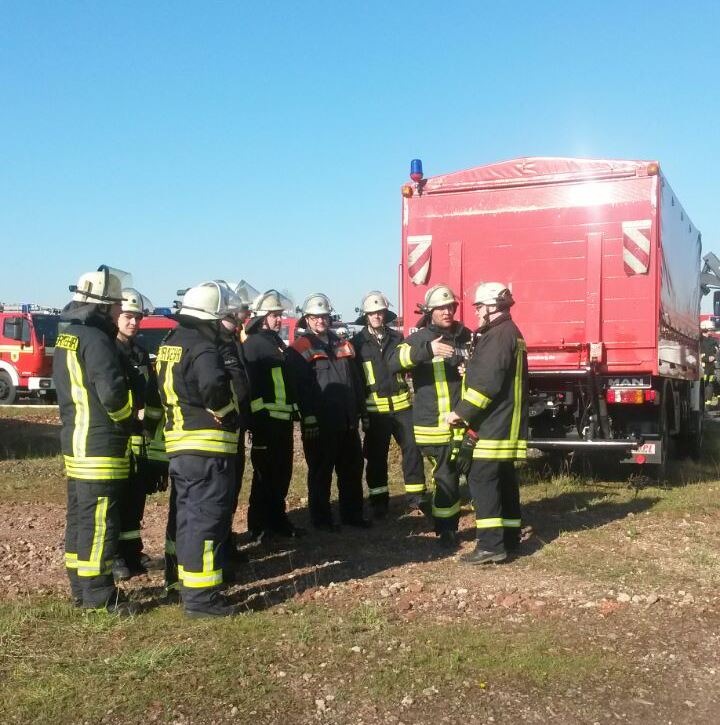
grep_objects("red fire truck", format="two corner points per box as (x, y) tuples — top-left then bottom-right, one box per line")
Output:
(0, 304), (60, 404)
(400, 157), (703, 472)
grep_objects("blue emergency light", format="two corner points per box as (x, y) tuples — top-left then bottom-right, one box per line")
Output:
(410, 158), (424, 182)
(154, 307), (172, 316)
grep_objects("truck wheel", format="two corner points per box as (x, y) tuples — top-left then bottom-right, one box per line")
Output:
(650, 398), (672, 481)
(0, 371), (17, 405)
(687, 410), (703, 461)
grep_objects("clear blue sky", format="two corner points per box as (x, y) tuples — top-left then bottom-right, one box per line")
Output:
(2, 1), (719, 318)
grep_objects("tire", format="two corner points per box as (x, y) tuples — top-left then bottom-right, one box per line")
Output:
(0, 371), (17, 405)
(651, 394), (673, 481)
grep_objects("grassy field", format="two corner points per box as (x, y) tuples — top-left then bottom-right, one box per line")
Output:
(1, 407), (720, 723)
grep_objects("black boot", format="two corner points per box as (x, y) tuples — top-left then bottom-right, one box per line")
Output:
(461, 544), (507, 565)
(437, 530), (459, 550)
(185, 592), (237, 619)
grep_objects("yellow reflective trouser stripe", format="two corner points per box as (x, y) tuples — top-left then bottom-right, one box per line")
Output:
(476, 517), (504, 529)
(64, 455), (130, 480)
(179, 540), (222, 588)
(502, 518), (521, 528)
(368, 485), (389, 495)
(65, 552), (78, 569)
(108, 393), (133, 422)
(432, 501), (461, 518)
(209, 400), (236, 418)
(119, 530), (141, 541)
(77, 496), (109, 576)
(463, 385), (491, 410)
(433, 359), (451, 429)
(405, 483), (426, 493)
(165, 538), (176, 555)
(130, 435), (144, 456)
(398, 343), (413, 369)
(165, 429), (239, 454)
(67, 349), (89, 457)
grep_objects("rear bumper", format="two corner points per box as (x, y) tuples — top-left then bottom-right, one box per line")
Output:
(530, 438), (641, 452)
(27, 377), (54, 391)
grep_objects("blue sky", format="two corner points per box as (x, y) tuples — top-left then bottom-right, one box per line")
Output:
(1, 1), (719, 317)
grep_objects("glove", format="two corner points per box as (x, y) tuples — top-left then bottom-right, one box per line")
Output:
(453, 430), (478, 476)
(301, 418), (320, 444)
(361, 415), (370, 433)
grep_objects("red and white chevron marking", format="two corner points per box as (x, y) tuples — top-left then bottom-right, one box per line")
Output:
(622, 220), (652, 275)
(407, 235), (432, 285)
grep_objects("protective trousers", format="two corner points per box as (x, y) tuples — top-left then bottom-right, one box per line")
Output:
(170, 454), (235, 611)
(363, 408), (425, 506)
(164, 481), (178, 591)
(467, 459), (521, 553)
(247, 417), (293, 534)
(304, 426), (364, 526)
(420, 445), (460, 534)
(65, 478), (123, 608)
(117, 458), (147, 567)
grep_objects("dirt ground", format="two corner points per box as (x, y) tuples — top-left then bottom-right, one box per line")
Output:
(1, 407), (720, 724)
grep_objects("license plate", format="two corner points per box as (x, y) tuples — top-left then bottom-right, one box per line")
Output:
(632, 443), (656, 455)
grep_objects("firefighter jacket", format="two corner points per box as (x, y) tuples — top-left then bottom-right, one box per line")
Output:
(351, 326), (411, 413)
(54, 305), (133, 480)
(116, 337), (156, 455)
(243, 328), (298, 423)
(389, 322), (472, 445)
(218, 335), (251, 430)
(155, 316), (239, 457)
(455, 313), (529, 460)
(288, 331), (364, 429)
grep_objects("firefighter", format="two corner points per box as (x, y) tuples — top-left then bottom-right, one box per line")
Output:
(244, 290), (304, 539)
(446, 282), (529, 564)
(155, 281), (241, 618)
(112, 287), (164, 579)
(54, 265), (134, 613)
(388, 284), (472, 548)
(288, 293), (370, 531)
(351, 291), (425, 518)
(700, 320), (719, 408)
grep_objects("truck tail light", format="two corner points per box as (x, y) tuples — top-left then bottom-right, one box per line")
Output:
(401, 184), (414, 198)
(606, 388), (656, 404)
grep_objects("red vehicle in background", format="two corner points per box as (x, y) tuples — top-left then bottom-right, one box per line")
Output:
(0, 304), (59, 404)
(400, 157), (703, 472)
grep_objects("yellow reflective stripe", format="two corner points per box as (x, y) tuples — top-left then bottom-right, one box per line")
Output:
(510, 339), (524, 441)
(161, 360), (183, 433)
(67, 349), (89, 457)
(77, 496), (108, 576)
(272, 366), (287, 407)
(391, 392), (411, 409)
(165, 429), (239, 454)
(303, 415), (317, 425)
(65, 552), (78, 569)
(368, 485), (389, 495)
(414, 425), (451, 444)
(251, 397), (264, 412)
(405, 483), (426, 493)
(179, 540), (222, 588)
(472, 439), (528, 450)
(366, 395), (391, 413)
(432, 501), (461, 518)
(463, 386), (491, 410)
(107, 393), (133, 422)
(502, 518), (521, 528)
(118, 530), (141, 541)
(363, 360), (376, 386)
(208, 400), (235, 418)
(145, 405), (163, 420)
(64, 455), (130, 480)
(476, 517), (504, 529)
(398, 343), (413, 369)
(433, 359), (451, 428)
(268, 411), (292, 420)
(472, 442), (527, 460)
(165, 430), (238, 443)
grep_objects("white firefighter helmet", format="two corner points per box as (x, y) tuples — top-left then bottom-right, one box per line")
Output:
(179, 281), (239, 321)
(354, 290), (397, 325)
(246, 289), (286, 332)
(121, 288), (153, 316)
(70, 265), (126, 304)
(423, 284), (458, 311)
(299, 292), (333, 317)
(700, 319), (716, 331)
(474, 282), (514, 309)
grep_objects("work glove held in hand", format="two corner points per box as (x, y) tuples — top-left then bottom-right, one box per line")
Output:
(454, 430), (478, 476)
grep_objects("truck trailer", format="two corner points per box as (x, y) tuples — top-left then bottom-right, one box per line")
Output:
(400, 157), (703, 473)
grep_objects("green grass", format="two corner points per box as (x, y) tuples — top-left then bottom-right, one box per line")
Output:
(0, 598), (618, 724)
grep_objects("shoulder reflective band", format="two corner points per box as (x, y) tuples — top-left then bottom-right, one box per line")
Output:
(398, 343), (413, 369)
(463, 386), (491, 410)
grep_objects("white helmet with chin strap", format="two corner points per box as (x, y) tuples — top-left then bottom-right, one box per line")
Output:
(179, 280), (243, 321)
(70, 265), (126, 305)
(121, 288), (153, 316)
(354, 290), (397, 325)
(474, 282), (514, 310)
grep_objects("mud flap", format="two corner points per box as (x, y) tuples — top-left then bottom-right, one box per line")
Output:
(622, 438), (662, 465)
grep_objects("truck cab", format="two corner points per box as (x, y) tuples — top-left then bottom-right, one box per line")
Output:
(0, 304), (59, 404)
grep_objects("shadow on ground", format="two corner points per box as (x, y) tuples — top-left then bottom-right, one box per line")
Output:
(0, 417), (61, 459)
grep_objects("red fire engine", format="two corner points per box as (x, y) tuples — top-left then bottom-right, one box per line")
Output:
(0, 304), (60, 404)
(400, 157), (703, 473)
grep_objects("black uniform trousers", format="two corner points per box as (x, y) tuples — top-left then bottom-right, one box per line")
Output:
(363, 408), (425, 506)
(304, 425), (364, 526)
(164, 480), (179, 591)
(467, 459), (522, 553)
(117, 456), (147, 567)
(248, 416), (293, 534)
(65, 478), (123, 608)
(420, 444), (460, 534)
(170, 454), (235, 611)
